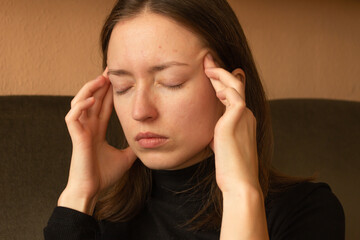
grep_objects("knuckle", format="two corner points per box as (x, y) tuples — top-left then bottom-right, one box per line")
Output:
(65, 114), (71, 123)
(234, 82), (242, 91)
(65, 110), (76, 123)
(233, 99), (246, 110)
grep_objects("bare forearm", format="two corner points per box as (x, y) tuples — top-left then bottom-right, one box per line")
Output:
(220, 187), (269, 240)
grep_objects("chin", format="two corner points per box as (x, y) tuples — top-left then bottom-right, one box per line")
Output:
(135, 148), (211, 171)
(138, 155), (182, 170)
(134, 149), (190, 170)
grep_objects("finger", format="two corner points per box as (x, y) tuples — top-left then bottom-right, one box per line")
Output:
(204, 53), (226, 93)
(102, 67), (109, 77)
(209, 137), (214, 152)
(204, 53), (245, 97)
(65, 97), (95, 136)
(98, 84), (114, 138)
(204, 53), (218, 69)
(99, 83), (113, 121)
(205, 67), (245, 98)
(217, 87), (244, 106)
(123, 147), (137, 163)
(114, 147), (137, 172)
(71, 76), (106, 108)
(87, 79), (110, 118)
(216, 87), (246, 125)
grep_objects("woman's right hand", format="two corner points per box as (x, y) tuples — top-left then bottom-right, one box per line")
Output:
(57, 71), (137, 215)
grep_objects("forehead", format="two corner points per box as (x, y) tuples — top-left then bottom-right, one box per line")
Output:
(107, 13), (205, 67)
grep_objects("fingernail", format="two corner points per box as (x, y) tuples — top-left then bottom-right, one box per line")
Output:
(102, 67), (109, 77)
(206, 53), (214, 62)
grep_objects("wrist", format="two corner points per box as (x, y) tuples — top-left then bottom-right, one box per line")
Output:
(57, 188), (98, 215)
(221, 184), (268, 240)
(222, 181), (263, 200)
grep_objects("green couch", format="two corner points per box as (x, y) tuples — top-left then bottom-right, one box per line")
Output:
(0, 96), (359, 239)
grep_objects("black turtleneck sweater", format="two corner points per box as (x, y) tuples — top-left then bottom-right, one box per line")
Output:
(44, 158), (345, 239)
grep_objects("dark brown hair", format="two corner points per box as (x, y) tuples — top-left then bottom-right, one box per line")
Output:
(95, 0), (308, 230)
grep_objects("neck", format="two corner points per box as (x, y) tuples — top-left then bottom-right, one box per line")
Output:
(151, 154), (215, 202)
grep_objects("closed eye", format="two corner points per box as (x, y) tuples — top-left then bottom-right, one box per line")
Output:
(114, 83), (184, 95)
(165, 83), (184, 90)
(114, 87), (132, 95)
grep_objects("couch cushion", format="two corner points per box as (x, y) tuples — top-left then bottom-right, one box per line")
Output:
(0, 95), (124, 239)
(270, 98), (360, 240)
(0, 96), (359, 239)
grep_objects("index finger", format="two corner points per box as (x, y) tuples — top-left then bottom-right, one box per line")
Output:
(102, 67), (109, 78)
(204, 54), (245, 98)
(71, 75), (106, 108)
(203, 54), (226, 93)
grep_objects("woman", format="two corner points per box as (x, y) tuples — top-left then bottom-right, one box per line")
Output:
(44, 0), (344, 239)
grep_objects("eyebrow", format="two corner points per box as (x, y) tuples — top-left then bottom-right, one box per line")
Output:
(107, 61), (189, 77)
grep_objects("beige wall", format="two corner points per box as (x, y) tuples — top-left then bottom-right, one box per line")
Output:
(0, 0), (115, 95)
(1, 0), (359, 101)
(228, 0), (360, 101)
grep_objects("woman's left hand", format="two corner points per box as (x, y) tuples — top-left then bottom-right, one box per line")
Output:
(204, 53), (260, 195)
(204, 53), (269, 239)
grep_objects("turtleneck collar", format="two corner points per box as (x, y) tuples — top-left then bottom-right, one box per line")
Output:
(151, 155), (215, 201)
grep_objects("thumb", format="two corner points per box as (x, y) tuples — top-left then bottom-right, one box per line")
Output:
(122, 147), (137, 165)
(209, 137), (215, 152)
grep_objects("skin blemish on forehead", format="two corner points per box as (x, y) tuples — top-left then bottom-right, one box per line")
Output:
(158, 45), (162, 49)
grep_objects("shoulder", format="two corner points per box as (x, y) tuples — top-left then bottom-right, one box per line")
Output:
(266, 182), (345, 240)
(266, 182), (342, 212)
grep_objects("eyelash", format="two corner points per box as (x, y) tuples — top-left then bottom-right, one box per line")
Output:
(166, 83), (184, 90)
(115, 88), (131, 95)
(115, 83), (184, 95)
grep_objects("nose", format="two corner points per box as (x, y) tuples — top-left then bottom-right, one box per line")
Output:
(132, 88), (158, 122)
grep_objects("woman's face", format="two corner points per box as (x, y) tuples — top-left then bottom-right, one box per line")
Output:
(107, 13), (223, 170)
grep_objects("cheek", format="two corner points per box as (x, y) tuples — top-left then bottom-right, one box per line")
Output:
(113, 101), (123, 122)
(171, 77), (221, 132)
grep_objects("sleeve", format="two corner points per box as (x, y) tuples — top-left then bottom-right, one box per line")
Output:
(43, 207), (101, 240)
(269, 183), (345, 240)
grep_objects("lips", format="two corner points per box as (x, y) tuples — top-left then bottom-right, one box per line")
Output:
(135, 132), (169, 148)
(135, 132), (167, 141)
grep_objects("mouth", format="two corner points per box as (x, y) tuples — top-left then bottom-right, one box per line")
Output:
(135, 132), (169, 149)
